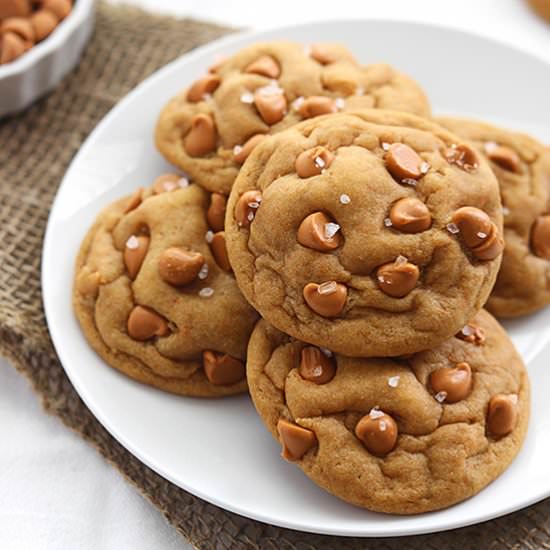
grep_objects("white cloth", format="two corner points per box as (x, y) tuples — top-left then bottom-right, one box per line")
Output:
(2, 1), (550, 548)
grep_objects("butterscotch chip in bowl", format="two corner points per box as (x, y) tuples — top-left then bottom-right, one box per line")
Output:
(247, 309), (530, 514)
(437, 116), (550, 318)
(73, 179), (258, 397)
(155, 40), (431, 195)
(225, 109), (503, 357)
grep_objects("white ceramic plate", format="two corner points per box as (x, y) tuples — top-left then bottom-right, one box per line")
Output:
(43, 20), (550, 537)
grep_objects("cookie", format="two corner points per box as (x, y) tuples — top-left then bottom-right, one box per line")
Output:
(73, 178), (258, 397)
(155, 41), (431, 195)
(438, 116), (550, 318)
(247, 309), (530, 514)
(225, 110), (503, 357)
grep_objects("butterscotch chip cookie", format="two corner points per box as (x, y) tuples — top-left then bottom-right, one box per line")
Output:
(73, 179), (258, 397)
(155, 41), (431, 195)
(438, 116), (550, 318)
(247, 309), (530, 514)
(226, 110), (503, 357)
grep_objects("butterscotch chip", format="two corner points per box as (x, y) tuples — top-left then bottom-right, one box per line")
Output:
(73, 183), (258, 397)
(355, 411), (398, 456)
(297, 212), (341, 252)
(296, 96), (336, 118)
(234, 190), (262, 228)
(0, 0), (31, 19)
(206, 192), (226, 232)
(184, 114), (217, 157)
(31, 9), (58, 42)
(444, 144), (478, 172)
(377, 258), (419, 298)
(389, 197), (431, 233)
(0, 31), (25, 63)
(295, 146), (334, 178)
(43, 0), (72, 20)
(277, 419), (317, 461)
(487, 394), (519, 436)
(187, 74), (221, 102)
(254, 88), (287, 125)
(303, 281), (347, 317)
(158, 247), (204, 286)
(244, 55), (280, 78)
(299, 347), (336, 384)
(455, 324), (486, 345)
(430, 362), (472, 403)
(1, 17), (35, 42)
(530, 215), (550, 259)
(127, 305), (170, 341)
(124, 235), (149, 280)
(226, 111), (502, 357)
(210, 231), (231, 272)
(484, 142), (521, 173)
(385, 143), (423, 181)
(247, 311), (530, 513)
(155, 41), (431, 195)
(233, 134), (266, 164)
(202, 351), (245, 385)
(438, 116), (550, 317)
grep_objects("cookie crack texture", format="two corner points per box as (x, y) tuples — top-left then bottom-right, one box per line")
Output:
(247, 312), (529, 514)
(227, 110), (502, 356)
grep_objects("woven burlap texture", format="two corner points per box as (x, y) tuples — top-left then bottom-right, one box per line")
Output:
(0, 3), (548, 549)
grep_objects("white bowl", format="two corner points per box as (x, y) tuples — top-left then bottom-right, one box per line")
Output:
(0, 0), (96, 118)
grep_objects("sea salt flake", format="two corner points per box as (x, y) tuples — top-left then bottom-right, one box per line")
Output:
(401, 177), (417, 187)
(379, 420), (387, 432)
(388, 376), (400, 388)
(384, 217), (393, 227)
(198, 263), (209, 280)
(257, 83), (283, 97)
(318, 281), (337, 295)
(233, 145), (243, 156)
(509, 394), (519, 404)
(248, 200), (261, 209)
(461, 325), (474, 337)
(314, 156), (326, 169)
(178, 177), (189, 188)
(420, 162), (430, 174)
(502, 206), (510, 216)
(126, 235), (139, 249)
(199, 287), (214, 298)
(339, 193), (351, 204)
(484, 141), (498, 153)
(435, 391), (448, 403)
(202, 93), (212, 102)
(369, 407), (384, 420)
(240, 91), (254, 104)
(446, 223), (460, 234)
(320, 348), (333, 358)
(292, 96), (305, 110)
(312, 366), (323, 377)
(163, 181), (177, 192)
(334, 97), (345, 110)
(324, 222), (340, 239)
(247, 211), (255, 222)
(356, 86), (365, 96)
(395, 255), (408, 267)
(477, 231), (487, 239)
(377, 274), (387, 284)
(205, 230), (214, 243)
(381, 142), (391, 151)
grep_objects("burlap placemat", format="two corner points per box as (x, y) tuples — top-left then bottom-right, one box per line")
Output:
(0, 3), (548, 548)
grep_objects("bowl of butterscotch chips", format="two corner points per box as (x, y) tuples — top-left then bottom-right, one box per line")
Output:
(0, 0), (95, 117)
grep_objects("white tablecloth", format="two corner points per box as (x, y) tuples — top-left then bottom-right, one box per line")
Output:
(2, 1), (549, 548)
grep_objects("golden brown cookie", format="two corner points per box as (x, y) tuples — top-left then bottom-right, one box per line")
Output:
(155, 41), (431, 195)
(247, 310), (530, 514)
(73, 178), (259, 397)
(438, 116), (550, 318)
(226, 110), (503, 357)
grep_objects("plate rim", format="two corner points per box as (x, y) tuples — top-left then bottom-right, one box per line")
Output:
(42, 18), (549, 537)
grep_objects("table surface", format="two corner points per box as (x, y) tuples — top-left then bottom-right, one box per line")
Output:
(2, 1), (549, 549)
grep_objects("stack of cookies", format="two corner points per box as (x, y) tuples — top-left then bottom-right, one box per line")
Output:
(74, 41), (548, 514)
